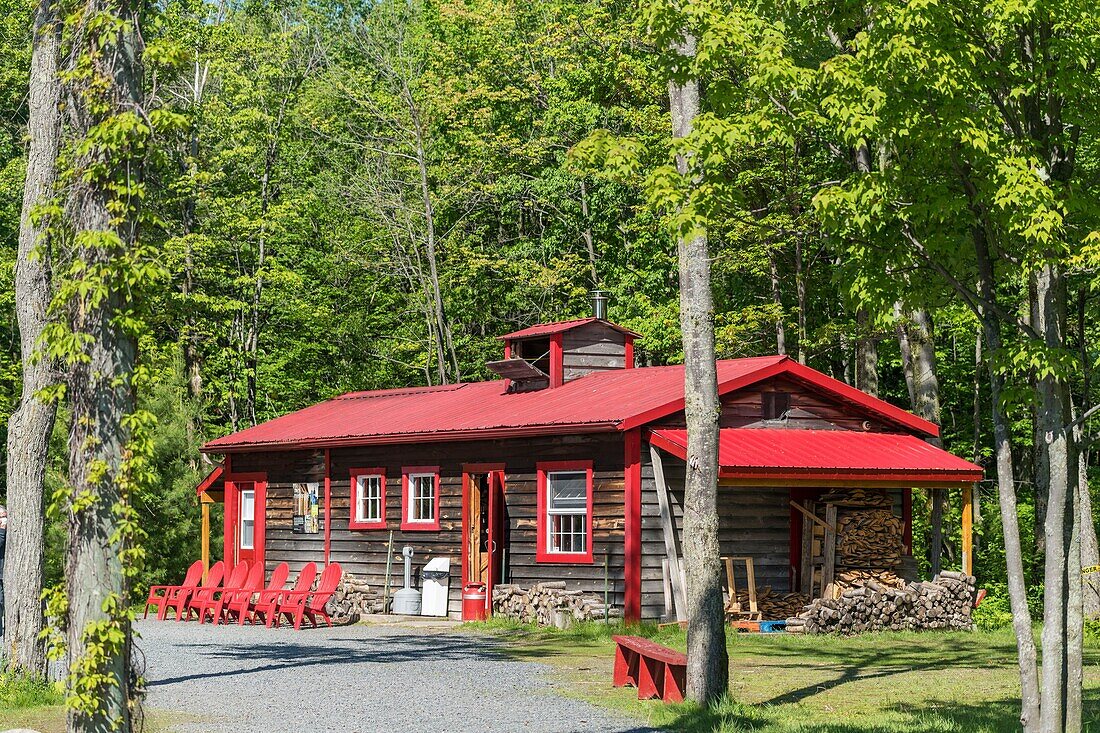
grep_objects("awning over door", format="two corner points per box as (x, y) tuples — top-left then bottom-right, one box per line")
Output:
(647, 428), (983, 485)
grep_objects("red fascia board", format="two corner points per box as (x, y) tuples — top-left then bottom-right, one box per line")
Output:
(619, 357), (791, 432)
(202, 422), (620, 454)
(717, 467), (984, 484)
(780, 360), (940, 437)
(195, 464), (224, 495)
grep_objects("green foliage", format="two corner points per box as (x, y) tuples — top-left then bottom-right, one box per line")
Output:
(0, 672), (64, 710)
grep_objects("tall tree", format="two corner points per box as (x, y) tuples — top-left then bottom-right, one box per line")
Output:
(5, 0), (60, 677)
(665, 20), (728, 706)
(51, 0), (153, 727)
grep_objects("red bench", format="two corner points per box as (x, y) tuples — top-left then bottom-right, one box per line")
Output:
(612, 635), (687, 703)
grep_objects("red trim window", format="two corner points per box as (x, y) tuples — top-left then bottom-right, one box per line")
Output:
(401, 466), (441, 531)
(536, 461), (593, 563)
(349, 468), (386, 530)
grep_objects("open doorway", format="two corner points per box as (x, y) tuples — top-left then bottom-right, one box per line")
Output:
(463, 465), (505, 617)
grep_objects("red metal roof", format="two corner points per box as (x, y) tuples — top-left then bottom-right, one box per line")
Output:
(202, 355), (942, 452)
(499, 317), (641, 340)
(648, 428), (983, 485)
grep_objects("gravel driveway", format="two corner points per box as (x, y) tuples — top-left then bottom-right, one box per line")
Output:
(137, 619), (658, 733)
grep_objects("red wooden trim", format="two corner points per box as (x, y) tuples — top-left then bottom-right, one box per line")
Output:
(223, 471), (266, 569)
(254, 479), (266, 572)
(718, 468), (982, 483)
(460, 465), (508, 599)
(196, 464), (224, 495)
(550, 333), (563, 388)
(401, 465), (441, 531)
(503, 342), (512, 391)
(349, 467), (387, 530)
(781, 360), (941, 437)
(624, 338), (635, 369)
(536, 460), (594, 564)
(324, 449), (332, 563)
(624, 430), (642, 622)
(903, 487), (913, 555)
(203, 423), (618, 453)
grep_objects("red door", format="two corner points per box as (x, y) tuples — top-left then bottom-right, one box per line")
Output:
(225, 475), (266, 570)
(486, 470), (505, 606)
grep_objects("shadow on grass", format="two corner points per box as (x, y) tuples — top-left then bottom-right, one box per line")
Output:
(650, 689), (1100, 733)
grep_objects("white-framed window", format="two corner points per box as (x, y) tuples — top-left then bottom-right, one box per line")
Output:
(355, 474), (384, 524)
(239, 488), (255, 550)
(546, 470), (588, 554)
(406, 473), (436, 523)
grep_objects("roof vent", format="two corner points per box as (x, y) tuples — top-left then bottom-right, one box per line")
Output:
(590, 289), (609, 321)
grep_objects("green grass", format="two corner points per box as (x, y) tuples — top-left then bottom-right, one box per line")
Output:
(0, 672), (66, 733)
(462, 620), (1100, 732)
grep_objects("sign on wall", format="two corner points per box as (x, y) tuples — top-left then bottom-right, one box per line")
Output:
(293, 482), (323, 534)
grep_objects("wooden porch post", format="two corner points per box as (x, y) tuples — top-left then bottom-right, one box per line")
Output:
(961, 483), (974, 576)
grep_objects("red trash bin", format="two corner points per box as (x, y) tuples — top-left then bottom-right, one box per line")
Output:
(462, 583), (488, 621)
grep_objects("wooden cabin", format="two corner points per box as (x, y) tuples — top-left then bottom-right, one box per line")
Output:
(197, 314), (982, 621)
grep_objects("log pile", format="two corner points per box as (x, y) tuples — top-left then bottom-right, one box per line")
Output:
(324, 571), (386, 623)
(836, 509), (905, 567)
(728, 587), (810, 620)
(835, 568), (906, 592)
(492, 582), (620, 626)
(819, 488), (892, 508)
(785, 571), (976, 634)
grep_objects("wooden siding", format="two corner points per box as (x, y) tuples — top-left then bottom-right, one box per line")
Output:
(562, 322), (627, 382)
(653, 375), (900, 432)
(231, 434), (628, 616)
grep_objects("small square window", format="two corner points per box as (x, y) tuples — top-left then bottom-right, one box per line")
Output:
(762, 391), (790, 420)
(401, 467), (441, 531)
(349, 469), (386, 530)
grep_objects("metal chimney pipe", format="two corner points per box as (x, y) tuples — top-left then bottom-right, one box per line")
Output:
(590, 289), (609, 320)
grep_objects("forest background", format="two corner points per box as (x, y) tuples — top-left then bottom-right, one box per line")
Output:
(0, 0), (1089, 629)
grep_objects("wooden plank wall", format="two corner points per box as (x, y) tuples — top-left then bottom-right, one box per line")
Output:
(653, 375), (899, 432)
(562, 323), (626, 382)
(230, 433), (627, 616)
(641, 449), (794, 619)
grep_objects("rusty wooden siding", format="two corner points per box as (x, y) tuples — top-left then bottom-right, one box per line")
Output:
(232, 433), (628, 616)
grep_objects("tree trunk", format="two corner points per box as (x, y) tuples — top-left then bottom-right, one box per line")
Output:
(910, 309), (945, 573)
(61, 1), (145, 728)
(854, 310), (878, 397)
(1032, 262), (1079, 733)
(794, 238), (807, 364)
(668, 30), (728, 706)
(974, 228), (1039, 732)
(4, 0), (61, 678)
(580, 178), (598, 288)
(769, 250), (785, 355)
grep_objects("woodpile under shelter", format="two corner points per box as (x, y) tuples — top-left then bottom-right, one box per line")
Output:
(196, 311), (983, 622)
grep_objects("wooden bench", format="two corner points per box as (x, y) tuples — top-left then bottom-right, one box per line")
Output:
(612, 635), (687, 703)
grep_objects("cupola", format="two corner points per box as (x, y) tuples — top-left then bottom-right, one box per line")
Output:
(487, 291), (639, 392)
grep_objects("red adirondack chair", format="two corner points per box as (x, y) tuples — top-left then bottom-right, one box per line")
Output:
(188, 561), (248, 622)
(203, 562), (264, 625)
(166, 561), (224, 621)
(277, 562), (343, 630)
(227, 562), (289, 625)
(144, 560), (203, 620)
(258, 563), (317, 628)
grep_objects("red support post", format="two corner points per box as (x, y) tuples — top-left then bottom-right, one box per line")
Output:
(624, 337), (635, 369)
(624, 429), (642, 622)
(549, 333), (563, 387)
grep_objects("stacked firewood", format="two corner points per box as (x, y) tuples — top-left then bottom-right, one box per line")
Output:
(785, 571), (976, 634)
(492, 582), (620, 626)
(324, 571), (386, 623)
(836, 509), (905, 567)
(819, 488), (892, 508)
(728, 587), (810, 620)
(835, 568), (906, 592)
